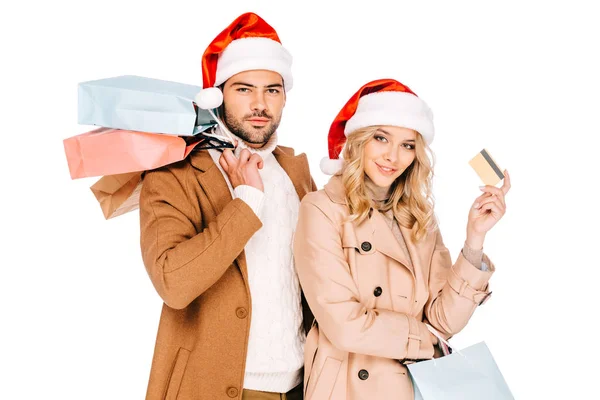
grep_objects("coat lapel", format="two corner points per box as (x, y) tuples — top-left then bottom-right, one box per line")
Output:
(399, 223), (436, 284)
(325, 175), (422, 277)
(370, 210), (415, 276)
(189, 150), (233, 215)
(188, 150), (253, 279)
(273, 146), (311, 200)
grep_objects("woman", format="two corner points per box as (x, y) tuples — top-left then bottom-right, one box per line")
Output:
(293, 79), (510, 399)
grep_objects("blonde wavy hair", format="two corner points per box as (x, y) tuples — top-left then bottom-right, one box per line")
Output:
(340, 125), (437, 242)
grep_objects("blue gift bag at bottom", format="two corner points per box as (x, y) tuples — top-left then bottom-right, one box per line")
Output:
(409, 341), (514, 400)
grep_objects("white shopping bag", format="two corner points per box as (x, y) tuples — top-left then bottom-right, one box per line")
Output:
(409, 325), (514, 400)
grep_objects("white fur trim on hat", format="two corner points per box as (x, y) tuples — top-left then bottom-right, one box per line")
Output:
(195, 87), (224, 110)
(320, 157), (344, 175)
(345, 91), (434, 144)
(215, 37), (293, 90)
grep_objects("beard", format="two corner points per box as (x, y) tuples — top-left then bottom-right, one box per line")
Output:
(223, 108), (281, 145)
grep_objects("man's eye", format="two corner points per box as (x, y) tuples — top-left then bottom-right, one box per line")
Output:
(267, 89), (280, 94)
(237, 88), (250, 93)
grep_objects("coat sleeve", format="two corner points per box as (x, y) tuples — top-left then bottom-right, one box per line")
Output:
(293, 197), (434, 361)
(139, 167), (262, 310)
(423, 229), (495, 338)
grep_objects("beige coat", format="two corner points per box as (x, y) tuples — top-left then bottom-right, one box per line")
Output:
(293, 176), (495, 400)
(139, 146), (315, 399)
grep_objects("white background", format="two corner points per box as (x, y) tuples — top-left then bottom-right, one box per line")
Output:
(1, 0), (598, 398)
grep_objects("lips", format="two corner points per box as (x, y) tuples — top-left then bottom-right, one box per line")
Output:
(375, 162), (398, 176)
(247, 118), (270, 125)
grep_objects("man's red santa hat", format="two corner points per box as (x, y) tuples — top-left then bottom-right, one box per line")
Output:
(194, 12), (293, 110)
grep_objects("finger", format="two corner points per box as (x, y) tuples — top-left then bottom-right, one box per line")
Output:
(221, 149), (237, 167)
(501, 169), (511, 195)
(478, 201), (504, 217)
(474, 192), (493, 203)
(477, 195), (505, 212)
(218, 155), (228, 172)
(479, 185), (505, 206)
(248, 153), (263, 167)
(479, 185), (504, 197)
(478, 191), (505, 207)
(238, 149), (251, 164)
(473, 192), (493, 208)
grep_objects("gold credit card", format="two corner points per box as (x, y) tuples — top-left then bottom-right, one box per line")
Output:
(469, 148), (504, 186)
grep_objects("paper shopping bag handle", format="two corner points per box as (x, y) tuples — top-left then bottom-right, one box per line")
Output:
(425, 324), (464, 357)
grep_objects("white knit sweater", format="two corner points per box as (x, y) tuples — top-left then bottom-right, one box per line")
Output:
(208, 130), (305, 393)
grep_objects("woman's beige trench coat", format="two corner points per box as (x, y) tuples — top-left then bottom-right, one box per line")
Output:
(293, 175), (495, 400)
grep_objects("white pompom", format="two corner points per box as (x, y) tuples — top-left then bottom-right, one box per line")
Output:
(195, 87), (223, 109)
(320, 157), (344, 175)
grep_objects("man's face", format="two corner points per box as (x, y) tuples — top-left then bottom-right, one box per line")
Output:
(221, 70), (286, 146)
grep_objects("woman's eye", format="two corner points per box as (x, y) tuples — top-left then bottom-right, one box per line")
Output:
(374, 135), (388, 143)
(403, 143), (415, 150)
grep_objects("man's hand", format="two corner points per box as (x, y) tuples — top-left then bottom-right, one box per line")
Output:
(219, 148), (264, 192)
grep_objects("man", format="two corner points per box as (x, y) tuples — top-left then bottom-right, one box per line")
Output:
(139, 12), (315, 400)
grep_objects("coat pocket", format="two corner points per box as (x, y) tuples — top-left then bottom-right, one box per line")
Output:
(307, 357), (342, 400)
(164, 347), (191, 400)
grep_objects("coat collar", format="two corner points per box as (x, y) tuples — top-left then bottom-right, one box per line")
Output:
(326, 175), (427, 276)
(323, 174), (346, 204)
(188, 144), (311, 214)
(272, 145), (312, 201)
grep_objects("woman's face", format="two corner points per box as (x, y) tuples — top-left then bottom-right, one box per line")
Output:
(363, 126), (417, 188)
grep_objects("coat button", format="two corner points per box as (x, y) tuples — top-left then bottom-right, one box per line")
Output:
(373, 286), (383, 297)
(227, 387), (239, 398)
(236, 307), (247, 319)
(361, 242), (372, 252)
(358, 369), (369, 380)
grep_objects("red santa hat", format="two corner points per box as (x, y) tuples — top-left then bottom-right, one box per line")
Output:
(194, 12), (293, 110)
(320, 78), (435, 175)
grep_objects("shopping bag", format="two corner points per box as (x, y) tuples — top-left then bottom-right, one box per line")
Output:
(87, 137), (202, 218)
(409, 326), (514, 400)
(78, 75), (216, 136)
(90, 171), (143, 219)
(63, 127), (203, 179)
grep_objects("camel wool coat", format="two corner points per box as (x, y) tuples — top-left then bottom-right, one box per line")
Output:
(293, 175), (495, 400)
(139, 146), (315, 400)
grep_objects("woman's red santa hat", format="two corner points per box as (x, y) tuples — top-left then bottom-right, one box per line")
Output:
(194, 12), (293, 110)
(320, 79), (435, 175)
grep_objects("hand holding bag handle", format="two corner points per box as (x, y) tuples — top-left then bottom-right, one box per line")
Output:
(424, 324), (463, 358)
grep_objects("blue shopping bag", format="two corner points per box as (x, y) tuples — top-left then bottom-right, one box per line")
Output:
(409, 326), (514, 400)
(78, 75), (216, 136)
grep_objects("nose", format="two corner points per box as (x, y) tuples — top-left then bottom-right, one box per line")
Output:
(384, 145), (399, 163)
(250, 91), (267, 112)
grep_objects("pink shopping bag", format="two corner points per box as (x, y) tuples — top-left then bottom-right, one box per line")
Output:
(64, 127), (199, 179)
